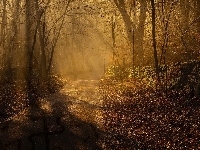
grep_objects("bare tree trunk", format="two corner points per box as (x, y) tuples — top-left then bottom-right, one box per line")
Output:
(132, 1), (136, 70)
(25, 0), (38, 103)
(4, 0), (20, 81)
(111, 14), (116, 63)
(180, 0), (191, 60)
(0, 0), (6, 47)
(113, 0), (133, 45)
(136, 0), (147, 66)
(150, 0), (160, 82)
(7, 0), (20, 69)
(197, 0), (200, 33)
(1, 0), (7, 66)
(132, 29), (135, 69)
(35, 0), (47, 79)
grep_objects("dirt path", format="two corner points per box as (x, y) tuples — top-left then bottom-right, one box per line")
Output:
(0, 79), (105, 150)
(60, 80), (104, 125)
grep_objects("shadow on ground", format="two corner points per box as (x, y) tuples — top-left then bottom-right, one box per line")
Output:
(0, 93), (104, 150)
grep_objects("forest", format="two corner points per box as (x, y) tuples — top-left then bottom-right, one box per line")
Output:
(0, 0), (200, 149)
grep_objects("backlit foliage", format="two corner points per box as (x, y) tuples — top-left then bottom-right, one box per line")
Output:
(100, 61), (200, 149)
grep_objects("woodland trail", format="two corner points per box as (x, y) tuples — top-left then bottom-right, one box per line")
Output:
(0, 79), (105, 150)
(60, 79), (104, 126)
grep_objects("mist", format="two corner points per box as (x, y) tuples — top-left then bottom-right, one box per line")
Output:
(1, 0), (200, 149)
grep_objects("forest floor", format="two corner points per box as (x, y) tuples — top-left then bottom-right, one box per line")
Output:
(0, 79), (105, 150)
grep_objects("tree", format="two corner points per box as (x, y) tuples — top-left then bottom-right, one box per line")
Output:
(135, 0), (147, 66)
(150, 0), (160, 82)
(197, 0), (200, 33)
(24, 0), (72, 103)
(112, 0), (133, 45)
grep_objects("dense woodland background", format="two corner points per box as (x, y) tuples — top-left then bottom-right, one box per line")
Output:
(0, 0), (200, 149)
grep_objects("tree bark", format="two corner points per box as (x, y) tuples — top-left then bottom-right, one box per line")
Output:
(136, 0), (147, 66)
(8, 0), (20, 68)
(113, 0), (133, 45)
(0, 0), (7, 66)
(197, 0), (200, 33)
(25, 0), (38, 103)
(150, 0), (160, 82)
(0, 0), (6, 48)
(35, 0), (47, 79)
(111, 14), (116, 63)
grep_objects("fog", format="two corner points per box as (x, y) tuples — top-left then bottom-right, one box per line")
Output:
(54, 11), (114, 80)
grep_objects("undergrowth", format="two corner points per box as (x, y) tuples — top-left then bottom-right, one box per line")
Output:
(100, 62), (200, 149)
(0, 74), (65, 123)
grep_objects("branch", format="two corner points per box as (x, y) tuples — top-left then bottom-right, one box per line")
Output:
(46, 0), (71, 39)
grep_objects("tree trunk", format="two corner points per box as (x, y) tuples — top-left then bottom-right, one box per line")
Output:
(25, 0), (37, 103)
(113, 0), (133, 45)
(0, 0), (7, 66)
(111, 14), (116, 63)
(136, 0), (147, 66)
(150, 0), (160, 82)
(180, 0), (191, 60)
(35, 0), (47, 79)
(8, 0), (20, 68)
(197, 0), (200, 33)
